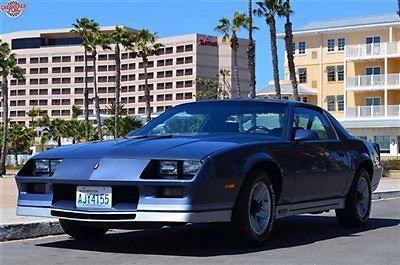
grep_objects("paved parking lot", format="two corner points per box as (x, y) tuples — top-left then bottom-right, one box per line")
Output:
(1, 198), (399, 265)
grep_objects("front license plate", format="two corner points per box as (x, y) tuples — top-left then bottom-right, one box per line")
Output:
(76, 186), (112, 209)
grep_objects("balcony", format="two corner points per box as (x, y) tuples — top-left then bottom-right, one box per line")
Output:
(346, 105), (400, 118)
(345, 41), (400, 59)
(346, 74), (400, 91)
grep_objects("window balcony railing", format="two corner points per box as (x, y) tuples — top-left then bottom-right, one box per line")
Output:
(345, 41), (400, 58)
(346, 105), (400, 118)
(346, 74), (400, 90)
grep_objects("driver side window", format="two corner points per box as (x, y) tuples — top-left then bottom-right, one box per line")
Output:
(293, 108), (336, 140)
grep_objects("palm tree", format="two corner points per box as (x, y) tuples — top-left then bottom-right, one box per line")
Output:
(71, 105), (83, 119)
(7, 123), (34, 166)
(255, 0), (282, 99)
(195, 78), (227, 100)
(110, 26), (133, 138)
(71, 18), (99, 142)
(280, 0), (299, 100)
(398, 0), (400, 17)
(106, 102), (125, 116)
(131, 29), (163, 122)
(86, 30), (111, 141)
(218, 69), (231, 97)
(248, 0), (257, 98)
(64, 120), (85, 144)
(27, 108), (39, 129)
(215, 12), (249, 98)
(104, 116), (143, 137)
(0, 40), (24, 175)
(47, 119), (66, 147)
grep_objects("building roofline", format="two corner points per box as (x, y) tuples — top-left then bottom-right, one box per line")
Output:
(277, 21), (400, 38)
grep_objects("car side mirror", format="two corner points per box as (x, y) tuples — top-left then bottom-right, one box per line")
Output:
(294, 129), (319, 141)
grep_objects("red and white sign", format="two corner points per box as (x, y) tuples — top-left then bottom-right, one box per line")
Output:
(1, 0), (26, 18)
(198, 36), (218, 47)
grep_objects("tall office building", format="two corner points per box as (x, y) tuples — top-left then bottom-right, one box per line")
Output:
(0, 27), (250, 126)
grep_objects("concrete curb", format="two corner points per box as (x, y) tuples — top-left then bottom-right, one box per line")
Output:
(372, 190), (400, 200)
(1, 190), (399, 242)
(0, 220), (63, 242)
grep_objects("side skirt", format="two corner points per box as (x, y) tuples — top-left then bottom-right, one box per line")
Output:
(276, 198), (345, 219)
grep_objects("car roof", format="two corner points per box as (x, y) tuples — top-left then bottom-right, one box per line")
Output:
(177, 98), (324, 112)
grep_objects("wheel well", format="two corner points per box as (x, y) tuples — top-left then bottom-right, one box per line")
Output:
(248, 161), (283, 202)
(357, 160), (373, 180)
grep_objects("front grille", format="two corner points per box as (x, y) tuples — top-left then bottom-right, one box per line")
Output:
(51, 210), (136, 220)
(52, 184), (139, 206)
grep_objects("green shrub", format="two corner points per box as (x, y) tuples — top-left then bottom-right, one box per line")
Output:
(381, 160), (400, 170)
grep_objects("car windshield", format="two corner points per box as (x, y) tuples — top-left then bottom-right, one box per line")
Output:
(134, 101), (289, 139)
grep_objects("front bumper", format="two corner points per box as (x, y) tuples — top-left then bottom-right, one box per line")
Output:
(16, 158), (239, 223)
(17, 206), (231, 223)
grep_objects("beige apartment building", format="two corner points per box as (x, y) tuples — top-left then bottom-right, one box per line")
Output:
(0, 27), (250, 126)
(259, 13), (400, 157)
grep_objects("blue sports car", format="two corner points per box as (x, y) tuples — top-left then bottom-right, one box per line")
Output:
(16, 99), (383, 246)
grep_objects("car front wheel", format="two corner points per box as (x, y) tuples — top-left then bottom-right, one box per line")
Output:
(336, 168), (371, 227)
(229, 168), (276, 247)
(60, 219), (108, 239)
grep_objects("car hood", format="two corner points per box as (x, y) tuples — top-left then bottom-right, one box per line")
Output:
(34, 134), (281, 161)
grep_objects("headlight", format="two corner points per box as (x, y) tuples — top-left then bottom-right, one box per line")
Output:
(157, 160), (201, 180)
(183, 161), (201, 175)
(159, 161), (179, 179)
(33, 159), (62, 176)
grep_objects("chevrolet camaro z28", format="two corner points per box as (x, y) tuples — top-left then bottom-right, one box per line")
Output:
(16, 99), (383, 246)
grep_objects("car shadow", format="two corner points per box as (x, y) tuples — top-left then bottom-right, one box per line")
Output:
(37, 215), (400, 257)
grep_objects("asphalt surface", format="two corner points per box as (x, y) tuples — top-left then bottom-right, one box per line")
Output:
(1, 198), (399, 265)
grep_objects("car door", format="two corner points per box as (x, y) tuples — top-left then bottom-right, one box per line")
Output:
(291, 107), (349, 203)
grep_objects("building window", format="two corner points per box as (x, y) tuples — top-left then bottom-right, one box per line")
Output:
(176, 45), (184, 53)
(326, 95), (336, 111)
(52, 56), (61, 63)
(176, 57), (184, 65)
(299, 41), (306, 54)
(291, 42), (295, 55)
(358, 136), (368, 141)
(327, 66), (336, 82)
(185, 56), (193, 64)
(98, 54), (108, 61)
(337, 95), (344, 111)
(75, 55), (84, 62)
(165, 47), (173, 54)
(62, 56), (71, 62)
(17, 58), (26, 64)
(185, 44), (193, 52)
(337, 65), (344, 81)
(374, 135), (390, 153)
(40, 57), (48, 63)
(302, 97), (308, 103)
(185, 92), (193, 99)
(30, 57), (39, 64)
(366, 97), (381, 106)
(338, 38), (345, 51)
(298, 68), (307, 83)
(327, 39), (335, 52)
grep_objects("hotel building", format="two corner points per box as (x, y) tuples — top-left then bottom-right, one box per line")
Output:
(259, 13), (400, 157)
(0, 27), (250, 126)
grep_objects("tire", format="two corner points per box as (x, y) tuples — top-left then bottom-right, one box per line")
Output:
(60, 219), (108, 239)
(228, 168), (276, 247)
(335, 168), (371, 227)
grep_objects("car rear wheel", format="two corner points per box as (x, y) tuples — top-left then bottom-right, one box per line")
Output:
(335, 168), (371, 227)
(60, 219), (108, 239)
(228, 169), (276, 247)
